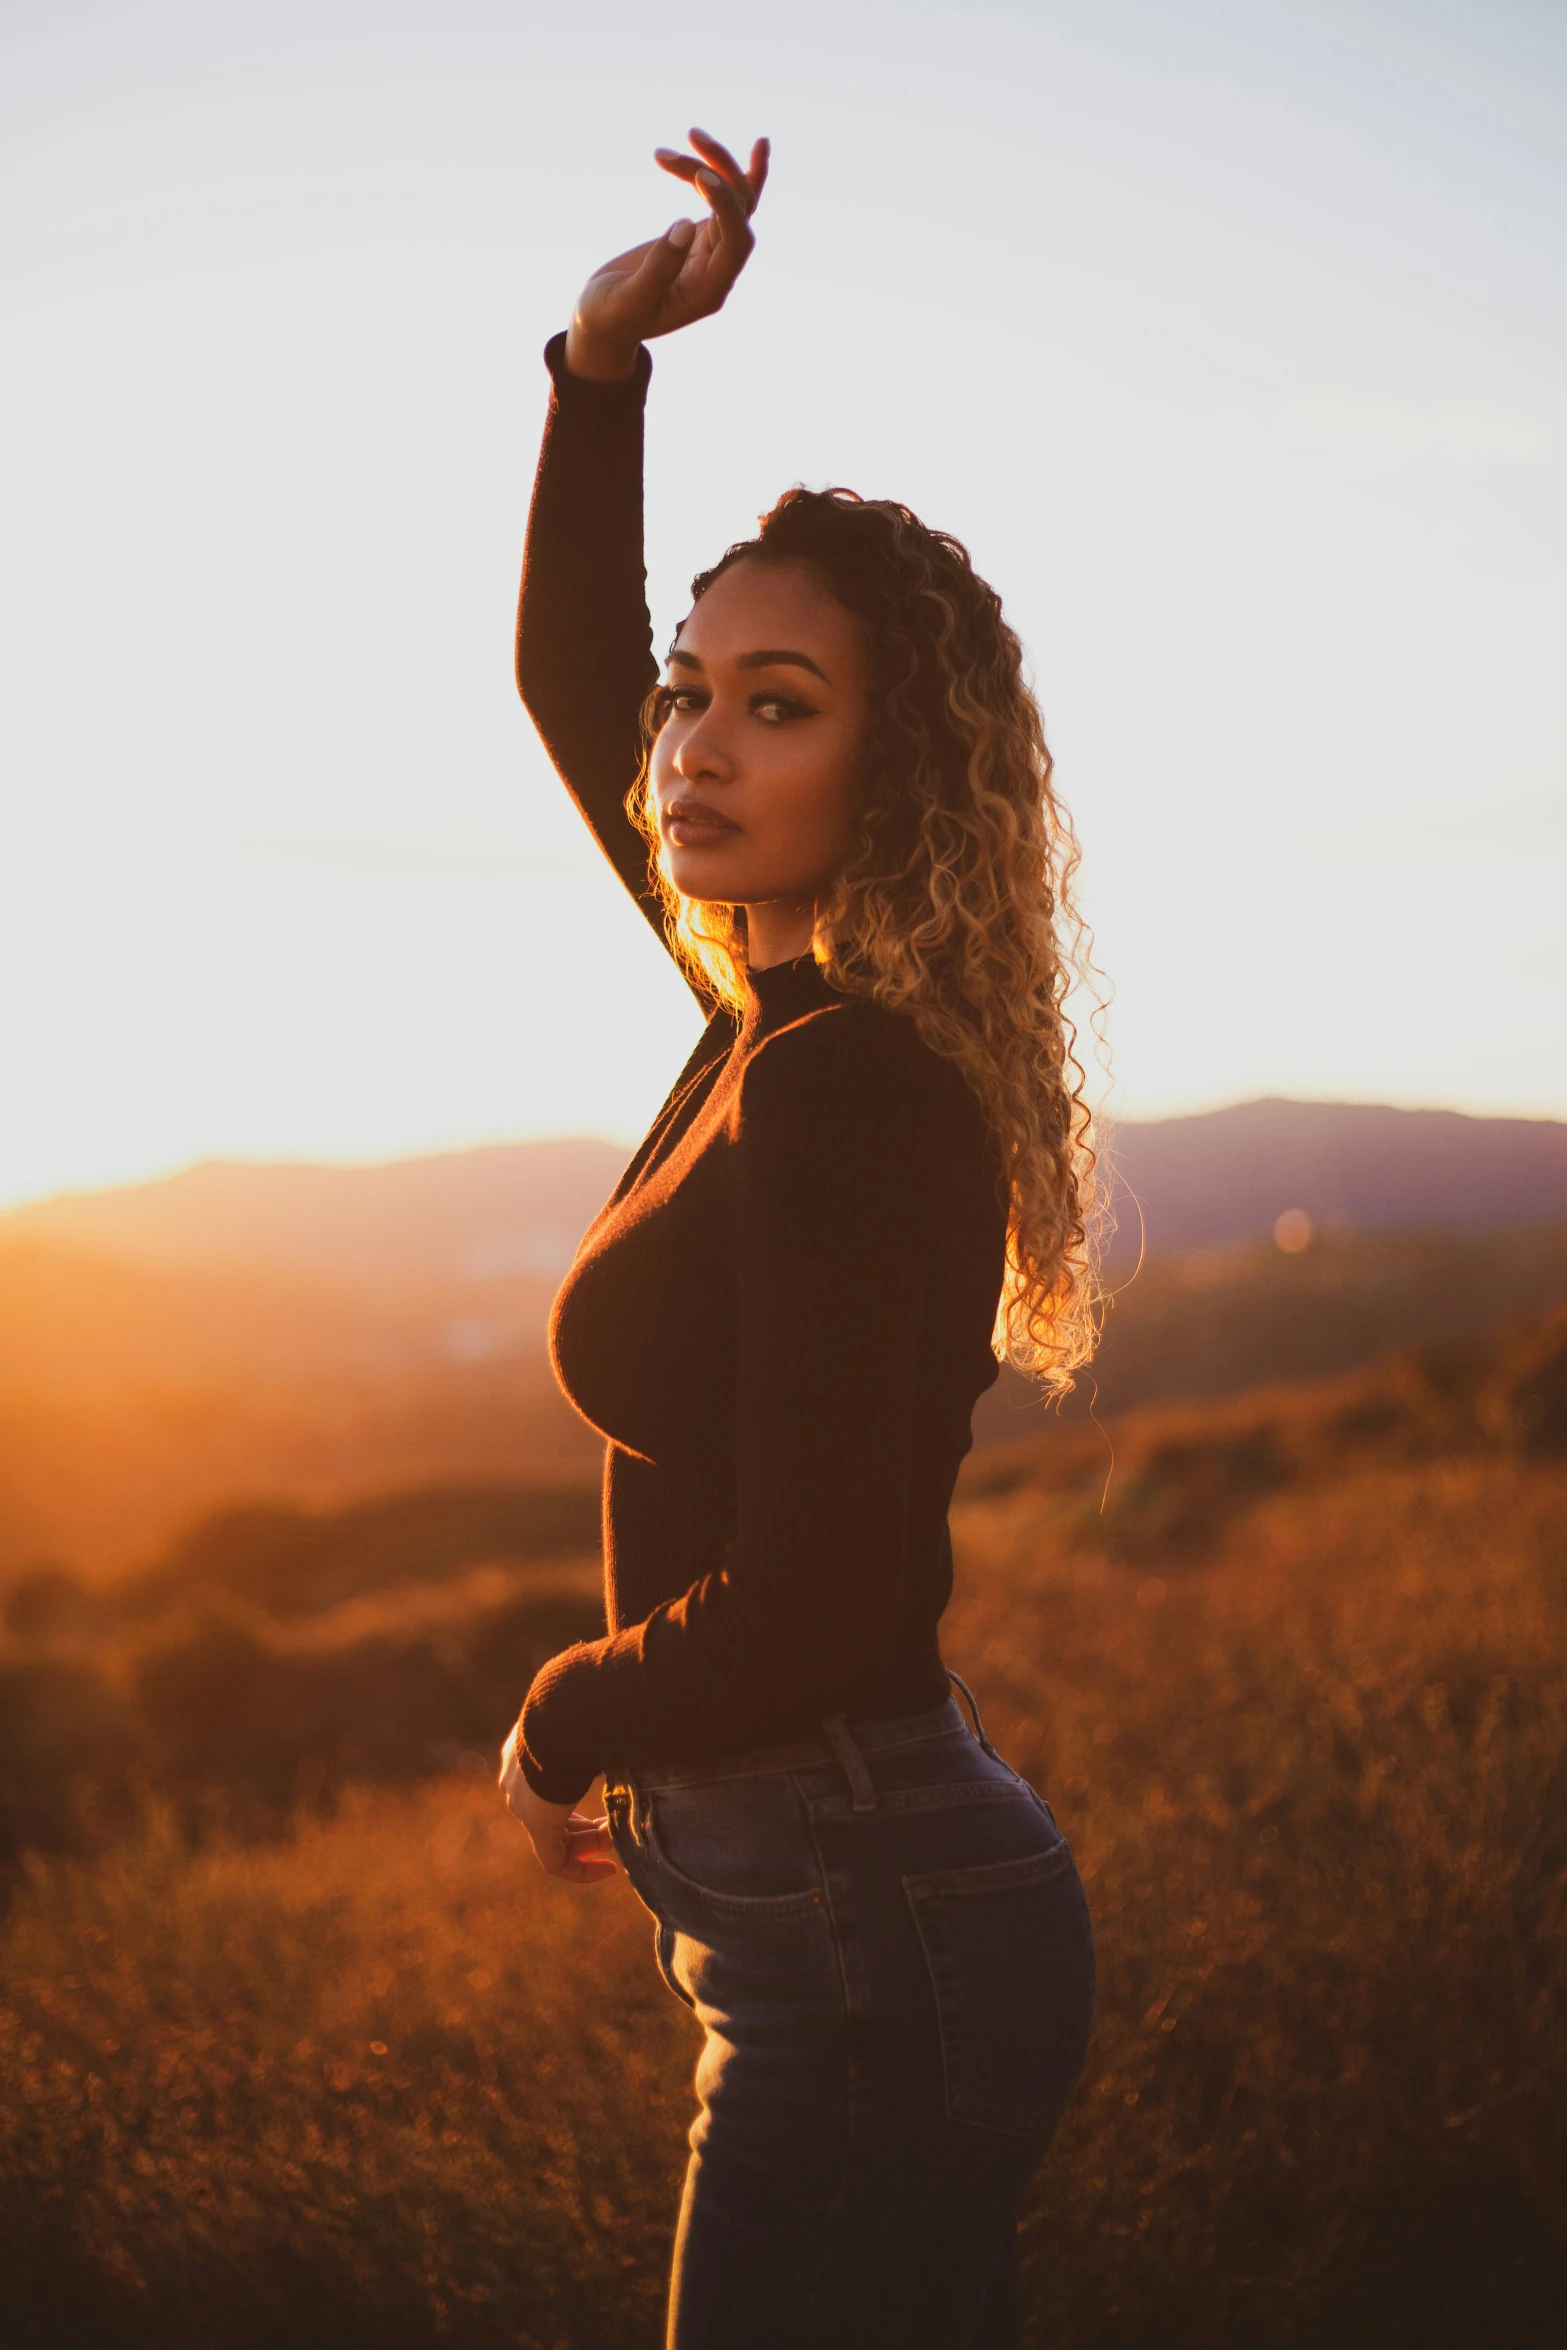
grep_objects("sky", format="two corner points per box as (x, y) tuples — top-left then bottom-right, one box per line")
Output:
(2, 0), (1564, 1208)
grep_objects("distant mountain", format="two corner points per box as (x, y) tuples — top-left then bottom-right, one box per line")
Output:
(1103, 1098), (1566, 1258)
(0, 1137), (629, 1283)
(5, 1100), (1562, 1275)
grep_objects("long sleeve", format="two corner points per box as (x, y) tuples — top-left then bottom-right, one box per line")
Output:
(516, 1007), (943, 1802)
(515, 332), (678, 959)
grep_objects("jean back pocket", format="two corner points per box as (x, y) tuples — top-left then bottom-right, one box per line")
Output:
(905, 1843), (1094, 2138)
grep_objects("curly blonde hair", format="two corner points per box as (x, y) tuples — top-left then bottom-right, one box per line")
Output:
(631, 486), (1103, 1390)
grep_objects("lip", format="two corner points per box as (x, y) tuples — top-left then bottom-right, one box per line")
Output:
(664, 797), (741, 850)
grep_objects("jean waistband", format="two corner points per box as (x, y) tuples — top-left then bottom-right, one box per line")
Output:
(606, 1675), (997, 1802)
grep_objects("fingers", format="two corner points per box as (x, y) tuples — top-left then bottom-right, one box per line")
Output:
(567, 1812), (616, 1864)
(555, 1851), (620, 1884)
(520, 1807), (618, 1882)
(688, 126), (756, 210)
(636, 129), (767, 334)
(541, 1818), (618, 1883)
(654, 147), (703, 187)
(692, 166), (752, 258)
(655, 129), (769, 219)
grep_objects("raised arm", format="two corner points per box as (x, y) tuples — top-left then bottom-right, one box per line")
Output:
(514, 130), (769, 966)
(515, 340), (663, 934)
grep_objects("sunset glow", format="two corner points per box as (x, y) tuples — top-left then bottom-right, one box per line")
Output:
(4, 0), (1564, 1212)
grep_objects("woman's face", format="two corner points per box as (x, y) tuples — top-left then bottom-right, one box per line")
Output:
(650, 557), (869, 922)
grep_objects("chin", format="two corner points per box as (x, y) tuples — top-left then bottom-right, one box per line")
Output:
(666, 851), (754, 904)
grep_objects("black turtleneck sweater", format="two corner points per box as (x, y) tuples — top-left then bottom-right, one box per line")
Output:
(512, 334), (1008, 1804)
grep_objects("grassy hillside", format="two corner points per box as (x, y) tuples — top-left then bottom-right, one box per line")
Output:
(0, 1310), (1563, 2344)
(0, 1481), (606, 1868)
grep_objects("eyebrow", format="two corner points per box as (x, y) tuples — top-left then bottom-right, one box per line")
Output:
(666, 646), (833, 684)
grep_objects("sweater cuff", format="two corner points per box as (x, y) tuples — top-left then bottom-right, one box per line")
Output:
(543, 330), (652, 406)
(518, 1639), (605, 1805)
(517, 1738), (593, 1808)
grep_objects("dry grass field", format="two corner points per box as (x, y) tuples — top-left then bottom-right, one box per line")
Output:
(3, 1374), (1565, 2345)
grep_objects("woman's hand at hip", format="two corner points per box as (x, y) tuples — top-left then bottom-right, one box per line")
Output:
(499, 1725), (619, 1883)
(564, 126), (769, 383)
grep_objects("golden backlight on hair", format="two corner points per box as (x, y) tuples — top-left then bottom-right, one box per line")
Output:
(630, 485), (1105, 1392)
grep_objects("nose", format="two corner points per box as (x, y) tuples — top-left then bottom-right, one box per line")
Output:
(672, 704), (734, 786)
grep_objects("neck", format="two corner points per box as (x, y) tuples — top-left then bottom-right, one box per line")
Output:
(743, 899), (817, 973)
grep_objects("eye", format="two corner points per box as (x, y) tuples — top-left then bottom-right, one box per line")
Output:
(751, 694), (817, 725)
(665, 686), (709, 715)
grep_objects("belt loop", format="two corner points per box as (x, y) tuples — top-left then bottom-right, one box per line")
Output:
(947, 1670), (1001, 1759)
(821, 1713), (876, 1812)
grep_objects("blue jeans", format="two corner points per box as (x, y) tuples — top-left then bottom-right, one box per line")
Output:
(604, 1679), (1095, 2349)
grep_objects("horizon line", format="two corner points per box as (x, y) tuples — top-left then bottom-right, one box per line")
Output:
(3, 1089), (1566, 1222)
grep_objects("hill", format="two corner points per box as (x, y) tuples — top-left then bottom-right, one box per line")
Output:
(1103, 1096), (1567, 1256)
(0, 1137), (629, 1283)
(971, 1221), (1567, 1442)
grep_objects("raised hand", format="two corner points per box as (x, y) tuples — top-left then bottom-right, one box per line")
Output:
(564, 128), (770, 383)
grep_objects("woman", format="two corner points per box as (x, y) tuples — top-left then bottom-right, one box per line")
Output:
(500, 127), (1097, 2350)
